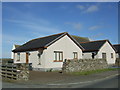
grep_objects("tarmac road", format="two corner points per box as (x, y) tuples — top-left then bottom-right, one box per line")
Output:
(2, 74), (119, 88)
(72, 75), (119, 88)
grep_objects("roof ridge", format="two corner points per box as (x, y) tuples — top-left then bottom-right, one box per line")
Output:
(29, 32), (68, 42)
(44, 32), (67, 47)
(113, 44), (120, 46)
(71, 35), (88, 38)
(80, 39), (108, 44)
(14, 44), (21, 46)
(13, 32), (85, 52)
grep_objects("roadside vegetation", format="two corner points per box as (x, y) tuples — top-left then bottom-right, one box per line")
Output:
(69, 68), (119, 75)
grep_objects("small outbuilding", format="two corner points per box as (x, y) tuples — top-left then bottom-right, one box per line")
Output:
(80, 40), (117, 65)
(11, 44), (21, 59)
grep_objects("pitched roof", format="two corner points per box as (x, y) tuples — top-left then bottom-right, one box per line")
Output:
(80, 40), (116, 52)
(113, 44), (120, 53)
(12, 32), (84, 52)
(71, 35), (90, 43)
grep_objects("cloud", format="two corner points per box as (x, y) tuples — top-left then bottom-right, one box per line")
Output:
(76, 5), (85, 10)
(89, 25), (101, 30)
(73, 23), (82, 30)
(60, 5), (68, 9)
(89, 33), (104, 40)
(3, 4), (61, 34)
(2, 6), (64, 58)
(77, 4), (99, 13)
(23, 3), (33, 8)
(65, 22), (82, 30)
(2, 34), (30, 45)
(2, 33), (31, 58)
(85, 5), (98, 13)
(5, 19), (62, 36)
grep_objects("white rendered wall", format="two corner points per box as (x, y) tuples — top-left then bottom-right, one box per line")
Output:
(44, 35), (83, 69)
(14, 52), (26, 63)
(11, 45), (15, 59)
(116, 53), (120, 58)
(97, 41), (116, 65)
(82, 53), (92, 59)
(29, 50), (46, 69)
(14, 50), (46, 69)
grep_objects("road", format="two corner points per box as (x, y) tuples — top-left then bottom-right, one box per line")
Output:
(2, 74), (119, 88)
(73, 75), (119, 88)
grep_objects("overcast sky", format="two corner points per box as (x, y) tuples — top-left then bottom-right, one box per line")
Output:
(2, 2), (118, 58)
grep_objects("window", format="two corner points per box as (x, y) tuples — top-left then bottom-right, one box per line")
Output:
(17, 53), (20, 61)
(54, 51), (63, 62)
(73, 52), (78, 59)
(102, 53), (106, 59)
(111, 53), (113, 58)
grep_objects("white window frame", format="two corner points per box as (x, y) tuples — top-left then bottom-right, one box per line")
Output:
(17, 53), (20, 61)
(102, 53), (106, 59)
(111, 53), (113, 58)
(73, 52), (78, 59)
(54, 51), (63, 62)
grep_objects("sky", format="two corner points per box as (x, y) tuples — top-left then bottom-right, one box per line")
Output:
(2, 2), (118, 58)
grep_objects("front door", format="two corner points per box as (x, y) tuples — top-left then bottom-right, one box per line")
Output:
(26, 53), (29, 63)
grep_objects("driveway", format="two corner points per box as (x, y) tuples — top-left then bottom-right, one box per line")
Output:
(2, 70), (119, 86)
(2, 73), (119, 88)
(26, 70), (118, 84)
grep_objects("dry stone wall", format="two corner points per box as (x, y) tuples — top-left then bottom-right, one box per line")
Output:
(16, 63), (29, 81)
(62, 59), (108, 72)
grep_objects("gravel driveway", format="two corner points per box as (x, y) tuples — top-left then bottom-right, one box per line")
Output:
(2, 70), (119, 88)
(24, 70), (118, 84)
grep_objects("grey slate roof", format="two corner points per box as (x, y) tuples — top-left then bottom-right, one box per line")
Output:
(12, 32), (84, 52)
(80, 40), (115, 52)
(14, 45), (21, 48)
(12, 32), (66, 52)
(71, 35), (90, 43)
(113, 44), (120, 53)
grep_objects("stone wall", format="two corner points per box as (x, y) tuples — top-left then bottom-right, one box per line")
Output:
(62, 59), (108, 72)
(16, 63), (29, 81)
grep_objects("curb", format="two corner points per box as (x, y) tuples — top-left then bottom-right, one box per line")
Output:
(47, 74), (119, 86)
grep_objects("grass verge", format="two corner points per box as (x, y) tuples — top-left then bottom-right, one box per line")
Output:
(69, 68), (119, 75)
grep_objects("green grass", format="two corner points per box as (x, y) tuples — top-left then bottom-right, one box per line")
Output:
(69, 68), (119, 75)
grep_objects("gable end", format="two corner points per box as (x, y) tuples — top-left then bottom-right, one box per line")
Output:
(44, 33), (84, 50)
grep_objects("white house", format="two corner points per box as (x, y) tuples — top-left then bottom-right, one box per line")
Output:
(11, 44), (20, 59)
(113, 44), (120, 58)
(12, 32), (84, 71)
(80, 40), (117, 65)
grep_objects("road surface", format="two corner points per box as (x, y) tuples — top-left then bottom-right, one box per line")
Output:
(2, 74), (119, 88)
(73, 75), (119, 88)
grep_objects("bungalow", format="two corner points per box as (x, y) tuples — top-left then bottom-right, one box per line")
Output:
(12, 32), (84, 71)
(80, 40), (117, 65)
(113, 44), (120, 58)
(11, 44), (21, 59)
